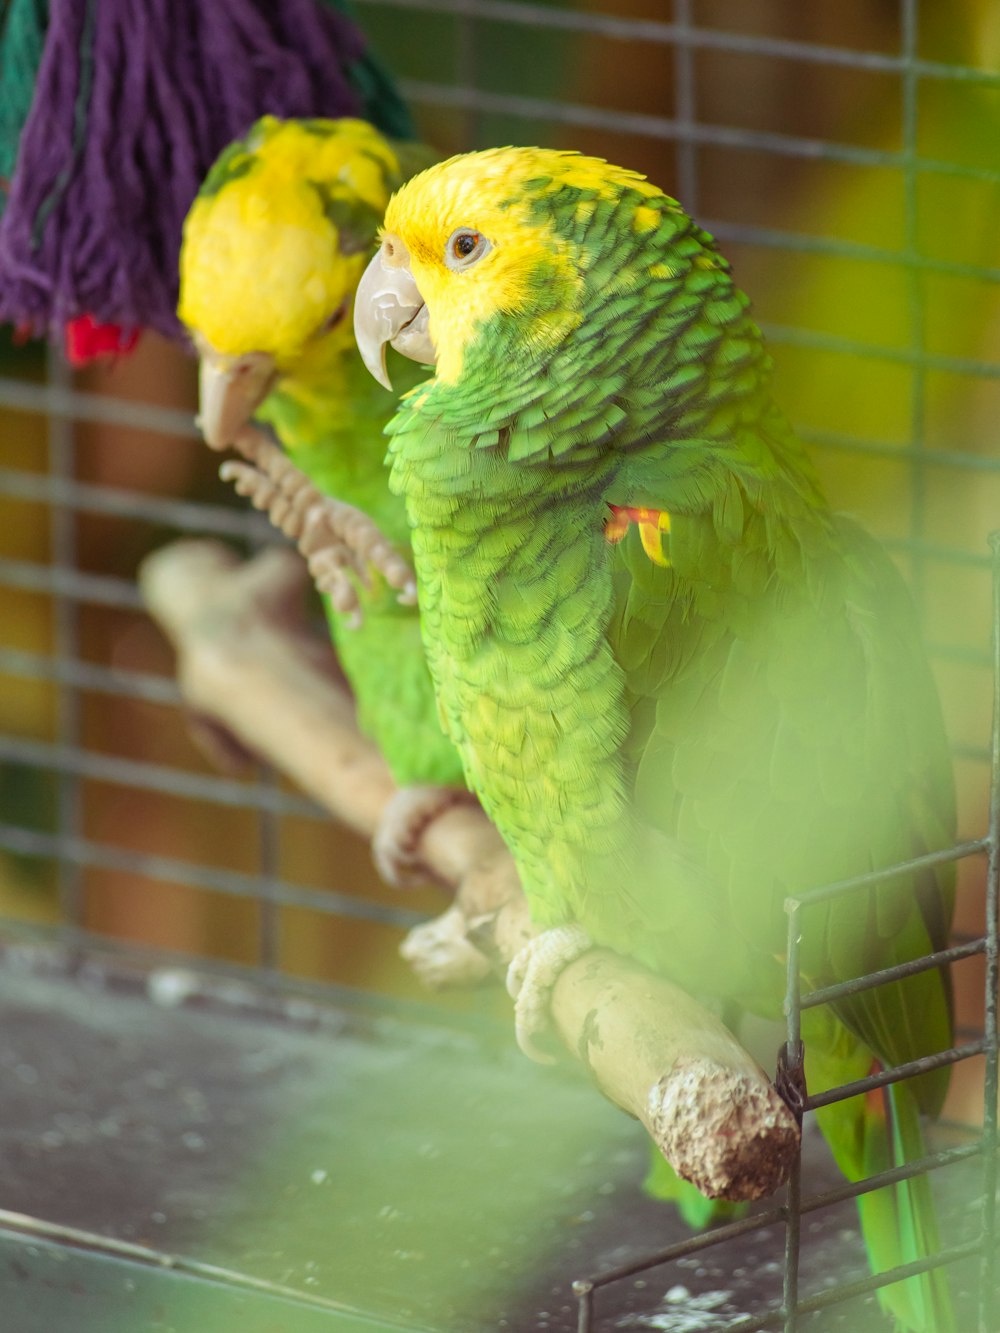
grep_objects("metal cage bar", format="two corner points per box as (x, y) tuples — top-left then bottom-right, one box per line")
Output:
(978, 533), (1000, 1330)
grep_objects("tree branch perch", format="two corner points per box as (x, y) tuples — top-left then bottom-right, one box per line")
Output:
(139, 536), (799, 1201)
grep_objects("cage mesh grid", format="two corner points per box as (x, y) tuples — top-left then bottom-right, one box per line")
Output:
(0, 1), (998, 1330)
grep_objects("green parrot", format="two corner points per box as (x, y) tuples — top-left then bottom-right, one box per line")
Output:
(177, 116), (468, 883)
(352, 147), (957, 1331)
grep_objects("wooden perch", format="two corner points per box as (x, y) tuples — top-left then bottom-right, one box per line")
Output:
(139, 537), (800, 1201)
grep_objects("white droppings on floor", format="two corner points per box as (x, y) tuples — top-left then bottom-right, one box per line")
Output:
(617, 1286), (739, 1330)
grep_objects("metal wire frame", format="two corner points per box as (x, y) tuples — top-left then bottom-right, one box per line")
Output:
(0, 357), (396, 972)
(0, 2), (998, 1330)
(360, 0), (1000, 91)
(359, 0), (1000, 186)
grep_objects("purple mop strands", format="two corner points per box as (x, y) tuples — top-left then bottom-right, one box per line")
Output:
(0, 0), (376, 342)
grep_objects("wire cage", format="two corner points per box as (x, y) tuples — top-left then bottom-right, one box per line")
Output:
(0, 2), (998, 1330)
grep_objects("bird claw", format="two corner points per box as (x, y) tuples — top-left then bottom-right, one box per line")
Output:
(400, 905), (493, 988)
(506, 924), (593, 1064)
(373, 785), (476, 889)
(216, 426), (417, 624)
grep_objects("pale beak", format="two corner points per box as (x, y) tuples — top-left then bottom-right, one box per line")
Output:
(197, 350), (278, 450)
(354, 239), (435, 391)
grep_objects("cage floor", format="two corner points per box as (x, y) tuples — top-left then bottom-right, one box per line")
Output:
(0, 937), (989, 1333)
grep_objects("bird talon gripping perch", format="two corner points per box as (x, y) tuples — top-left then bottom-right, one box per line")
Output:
(373, 784), (479, 889)
(506, 925), (594, 1064)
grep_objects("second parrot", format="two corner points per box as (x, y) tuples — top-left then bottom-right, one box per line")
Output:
(178, 117), (467, 882)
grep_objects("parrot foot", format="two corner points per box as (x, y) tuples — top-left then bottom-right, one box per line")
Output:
(219, 426), (417, 628)
(299, 498), (417, 627)
(400, 905), (493, 988)
(506, 924), (593, 1064)
(373, 785), (478, 889)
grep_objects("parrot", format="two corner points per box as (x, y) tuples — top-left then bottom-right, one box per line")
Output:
(352, 146), (958, 1331)
(177, 116), (469, 885)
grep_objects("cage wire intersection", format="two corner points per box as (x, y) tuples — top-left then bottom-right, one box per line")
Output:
(0, 0), (999, 1330)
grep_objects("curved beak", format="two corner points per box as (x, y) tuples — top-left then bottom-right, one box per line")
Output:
(198, 350), (278, 450)
(354, 238), (435, 391)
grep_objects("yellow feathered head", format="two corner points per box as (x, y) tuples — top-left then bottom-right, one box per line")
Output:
(354, 146), (663, 387)
(178, 116), (416, 446)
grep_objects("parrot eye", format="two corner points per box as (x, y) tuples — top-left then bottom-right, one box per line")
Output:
(445, 228), (490, 271)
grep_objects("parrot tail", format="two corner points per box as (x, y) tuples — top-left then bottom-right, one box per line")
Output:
(643, 1146), (747, 1230)
(816, 1080), (955, 1333)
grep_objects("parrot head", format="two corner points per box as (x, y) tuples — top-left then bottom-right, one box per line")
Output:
(354, 145), (672, 390)
(178, 115), (412, 448)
